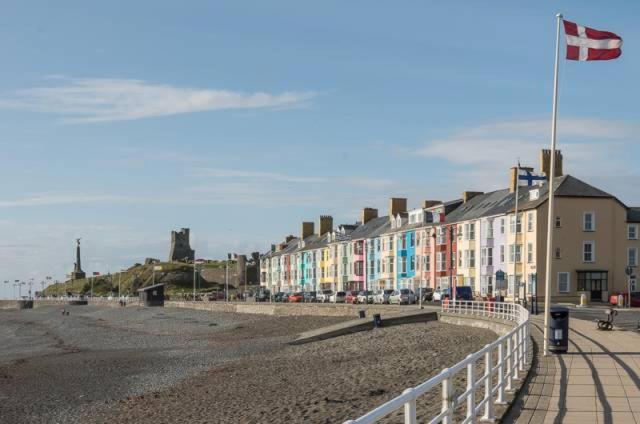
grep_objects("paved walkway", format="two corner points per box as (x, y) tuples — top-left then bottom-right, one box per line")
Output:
(505, 314), (640, 423)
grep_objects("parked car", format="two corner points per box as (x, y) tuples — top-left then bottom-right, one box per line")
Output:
(317, 290), (333, 303)
(373, 289), (395, 304)
(436, 286), (474, 302)
(416, 287), (434, 302)
(329, 291), (346, 303)
(389, 289), (417, 305)
(288, 292), (304, 303)
(356, 290), (374, 304)
(207, 292), (225, 301)
(303, 291), (317, 302)
(345, 291), (359, 304)
(255, 289), (270, 302)
(273, 292), (287, 302)
(433, 287), (444, 301)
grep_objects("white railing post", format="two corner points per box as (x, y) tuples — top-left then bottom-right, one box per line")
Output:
(518, 327), (525, 372)
(497, 341), (506, 404)
(506, 335), (513, 391)
(513, 331), (521, 380)
(466, 358), (476, 423)
(442, 371), (454, 424)
(403, 388), (417, 424)
(482, 348), (495, 421)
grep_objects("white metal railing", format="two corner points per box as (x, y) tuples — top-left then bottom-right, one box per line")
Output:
(345, 300), (530, 424)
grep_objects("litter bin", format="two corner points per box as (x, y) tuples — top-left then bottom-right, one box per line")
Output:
(373, 313), (382, 328)
(548, 306), (569, 353)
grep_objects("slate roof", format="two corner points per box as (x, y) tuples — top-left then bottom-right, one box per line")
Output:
(349, 216), (390, 241)
(297, 233), (329, 252)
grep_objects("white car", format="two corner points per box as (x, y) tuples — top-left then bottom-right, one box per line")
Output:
(329, 291), (346, 303)
(356, 290), (374, 304)
(317, 290), (333, 303)
(433, 287), (445, 301)
(373, 289), (395, 304)
(389, 289), (417, 305)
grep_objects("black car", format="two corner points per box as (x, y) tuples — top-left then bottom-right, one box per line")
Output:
(416, 287), (434, 302)
(273, 292), (287, 302)
(255, 289), (271, 302)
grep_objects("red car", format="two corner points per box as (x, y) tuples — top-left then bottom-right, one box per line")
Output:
(288, 292), (304, 303)
(345, 291), (359, 304)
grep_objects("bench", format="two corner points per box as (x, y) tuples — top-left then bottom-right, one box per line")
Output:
(595, 308), (617, 331)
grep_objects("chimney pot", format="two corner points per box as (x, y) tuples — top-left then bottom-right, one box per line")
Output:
(540, 149), (563, 180)
(388, 198), (408, 217)
(301, 222), (314, 240)
(361, 208), (378, 224)
(462, 191), (483, 203)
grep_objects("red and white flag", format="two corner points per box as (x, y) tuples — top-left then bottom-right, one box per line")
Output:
(563, 20), (622, 61)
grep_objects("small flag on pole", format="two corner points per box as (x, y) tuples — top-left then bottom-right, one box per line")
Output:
(563, 20), (622, 61)
(518, 169), (546, 186)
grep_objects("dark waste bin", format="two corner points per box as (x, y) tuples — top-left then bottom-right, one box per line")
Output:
(373, 313), (382, 328)
(548, 306), (569, 353)
(358, 310), (366, 319)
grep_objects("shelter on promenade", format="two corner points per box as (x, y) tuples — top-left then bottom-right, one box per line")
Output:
(138, 283), (165, 307)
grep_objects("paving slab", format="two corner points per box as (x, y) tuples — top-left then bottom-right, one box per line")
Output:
(504, 311), (640, 424)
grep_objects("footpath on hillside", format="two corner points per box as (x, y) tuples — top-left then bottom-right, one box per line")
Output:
(505, 312), (640, 424)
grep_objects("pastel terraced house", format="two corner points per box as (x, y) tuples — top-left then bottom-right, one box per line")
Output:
(260, 150), (640, 304)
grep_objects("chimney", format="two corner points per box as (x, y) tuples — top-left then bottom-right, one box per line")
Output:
(318, 215), (333, 236)
(540, 149), (563, 180)
(462, 191), (483, 203)
(509, 166), (533, 193)
(421, 200), (441, 209)
(301, 222), (314, 240)
(361, 208), (378, 224)
(270, 244), (276, 253)
(389, 198), (407, 217)
(285, 235), (295, 243)
(276, 243), (285, 252)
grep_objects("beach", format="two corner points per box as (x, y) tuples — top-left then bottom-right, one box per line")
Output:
(0, 305), (496, 423)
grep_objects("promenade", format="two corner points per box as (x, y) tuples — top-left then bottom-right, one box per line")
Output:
(506, 312), (640, 424)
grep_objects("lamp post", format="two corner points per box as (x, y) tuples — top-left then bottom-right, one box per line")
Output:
(225, 253), (231, 302)
(28, 278), (34, 300)
(626, 266), (635, 309)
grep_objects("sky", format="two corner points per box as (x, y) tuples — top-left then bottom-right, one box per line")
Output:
(1, 1), (639, 298)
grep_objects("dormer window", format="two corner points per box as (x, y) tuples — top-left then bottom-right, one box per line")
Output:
(529, 189), (540, 201)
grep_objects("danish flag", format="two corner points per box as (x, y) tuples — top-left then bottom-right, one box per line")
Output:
(563, 20), (622, 61)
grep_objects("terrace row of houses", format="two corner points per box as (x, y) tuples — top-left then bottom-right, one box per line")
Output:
(259, 150), (640, 303)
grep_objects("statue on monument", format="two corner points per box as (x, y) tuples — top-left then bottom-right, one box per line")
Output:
(71, 238), (86, 280)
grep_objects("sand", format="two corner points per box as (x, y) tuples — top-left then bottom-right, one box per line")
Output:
(0, 305), (496, 423)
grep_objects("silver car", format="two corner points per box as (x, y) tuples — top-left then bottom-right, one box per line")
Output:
(389, 289), (417, 305)
(373, 289), (395, 304)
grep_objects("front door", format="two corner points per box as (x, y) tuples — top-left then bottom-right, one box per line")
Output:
(577, 271), (608, 302)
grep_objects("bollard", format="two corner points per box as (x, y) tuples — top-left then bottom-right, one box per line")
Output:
(373, 313), (382, 328)
(578, 293), (588, 307)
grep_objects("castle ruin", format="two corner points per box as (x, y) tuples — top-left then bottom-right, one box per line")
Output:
(169, 228), (195, 262)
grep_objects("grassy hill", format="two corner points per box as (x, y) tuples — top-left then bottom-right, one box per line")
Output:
(44, 261), (236, 297)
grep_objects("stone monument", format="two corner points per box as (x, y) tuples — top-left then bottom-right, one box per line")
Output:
(71, 238), (86, 280)
(169, 228), (195, 262)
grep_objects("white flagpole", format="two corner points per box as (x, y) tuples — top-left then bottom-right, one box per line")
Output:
(543, 13), (563, 357)
(513, 161), (520, 304)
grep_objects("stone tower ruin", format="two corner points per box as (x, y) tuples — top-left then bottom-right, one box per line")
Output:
(169, 228), (195, 262)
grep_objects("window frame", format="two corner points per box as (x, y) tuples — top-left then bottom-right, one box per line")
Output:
(583, 241), (595, 263)
(583, 211), (595, 232)
(557, 272), (570, 293)
(628, 247), (638, 267)
(628, 224), (638, 240)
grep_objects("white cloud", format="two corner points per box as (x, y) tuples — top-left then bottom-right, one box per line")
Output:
(193, 168), (326, 183)
(416, 117), (640, 203)
(0, 78), (316, 123)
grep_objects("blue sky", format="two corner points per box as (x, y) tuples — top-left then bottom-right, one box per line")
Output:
(1, 1), (639, 297)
